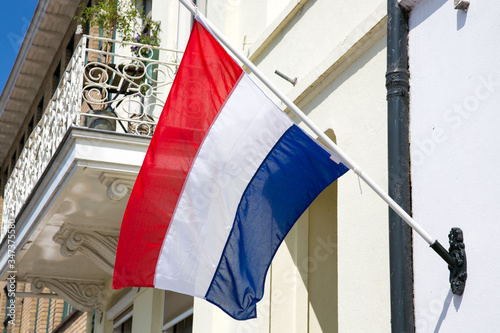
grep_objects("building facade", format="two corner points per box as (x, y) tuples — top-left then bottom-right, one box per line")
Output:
(0, 0), (390, 332)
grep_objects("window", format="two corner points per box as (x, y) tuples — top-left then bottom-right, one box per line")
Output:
(36, 96), (44, 123)
(1, 169), (7, 193)
(52, 61), (61, 96)
(112, 306), (133, 333)
(162, 291), (193, 333)
(163, 315), (192, 333)
(65, 35), (75, 67)
(61, 301), (76, 321)
(142, 0), (152, 18)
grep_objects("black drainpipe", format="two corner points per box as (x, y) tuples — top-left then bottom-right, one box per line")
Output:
(386, 0), (415, 332)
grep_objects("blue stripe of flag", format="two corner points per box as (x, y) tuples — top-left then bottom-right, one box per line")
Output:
(204, 124), (348, 320)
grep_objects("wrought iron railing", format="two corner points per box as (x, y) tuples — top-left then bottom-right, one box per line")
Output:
(1, 36), (182, 238)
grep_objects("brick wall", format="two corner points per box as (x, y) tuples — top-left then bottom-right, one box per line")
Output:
(0, 282), (87, 333)
(58, 311), (87, 333)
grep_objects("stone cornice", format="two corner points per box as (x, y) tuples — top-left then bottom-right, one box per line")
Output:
(288, 2), (387, 111)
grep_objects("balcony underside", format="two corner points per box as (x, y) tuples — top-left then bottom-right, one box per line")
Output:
(0, 127), (150, 283)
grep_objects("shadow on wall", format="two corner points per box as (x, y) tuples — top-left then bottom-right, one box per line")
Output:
(457, 9), (468, 30)
(406, 1), (468, 34)
(409, 0), (448, 29)
(433, 290), (463, 333)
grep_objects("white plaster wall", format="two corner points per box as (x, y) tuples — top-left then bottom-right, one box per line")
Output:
(408, 1), (500, 331)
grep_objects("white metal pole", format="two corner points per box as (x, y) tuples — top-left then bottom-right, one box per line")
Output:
(178, 0), (435, 246)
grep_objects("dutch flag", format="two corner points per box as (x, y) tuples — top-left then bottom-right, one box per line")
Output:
(113, 18), (348, 320)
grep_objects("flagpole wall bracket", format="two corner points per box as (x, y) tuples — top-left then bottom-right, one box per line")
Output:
(274, 70), (297, 86)
(448, 227), (467, 295)
(430, 227), (467, 296)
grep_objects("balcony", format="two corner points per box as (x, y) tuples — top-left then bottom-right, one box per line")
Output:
(1, 35), (182, 238)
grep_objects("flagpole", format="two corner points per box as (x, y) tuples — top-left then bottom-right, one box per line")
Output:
(178, 0), (459, 267)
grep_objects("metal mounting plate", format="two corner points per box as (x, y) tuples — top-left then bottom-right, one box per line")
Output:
(449, 227), (467, 295)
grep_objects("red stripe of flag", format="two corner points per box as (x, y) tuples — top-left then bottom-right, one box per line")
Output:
(113, 21), (243, 289)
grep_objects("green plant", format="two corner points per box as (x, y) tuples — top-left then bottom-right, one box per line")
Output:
(76, 0), (161, 48)
(130, 17), (161, 58)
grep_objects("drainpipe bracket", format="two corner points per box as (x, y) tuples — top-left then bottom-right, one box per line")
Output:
(386, 68), (409, 99)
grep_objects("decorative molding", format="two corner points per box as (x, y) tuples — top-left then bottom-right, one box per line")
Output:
(287, 2), (387, 111)
(27, 276), (104, 321)
(53, 224), (119, 275)
(99, 172), (136, 202)
(248, 0), (311, 61)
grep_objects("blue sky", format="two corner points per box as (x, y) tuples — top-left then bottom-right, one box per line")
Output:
(0, 1), (39, 96)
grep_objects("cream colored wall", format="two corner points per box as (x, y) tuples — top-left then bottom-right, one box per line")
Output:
(304, 35), (389, 332)
(131, 288), (164, 332)
(205, 0), (291, 49)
